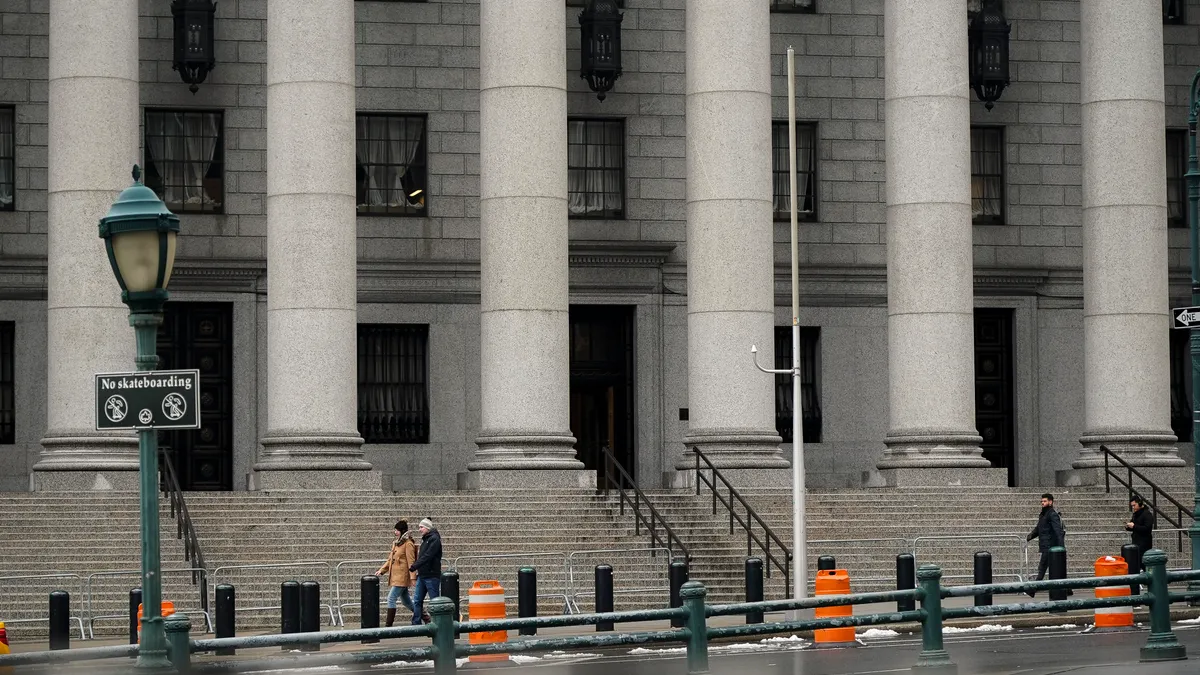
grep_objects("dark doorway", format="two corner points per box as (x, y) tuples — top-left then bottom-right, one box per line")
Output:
(569, 305), (635, 485)
(974, 308), (1016, 486)
(157, 302), (234, 491)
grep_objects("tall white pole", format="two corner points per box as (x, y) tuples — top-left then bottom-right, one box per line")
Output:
(786, 46), (807, 605)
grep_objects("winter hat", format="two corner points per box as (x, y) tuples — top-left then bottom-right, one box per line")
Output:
(419, 518), (434, 530)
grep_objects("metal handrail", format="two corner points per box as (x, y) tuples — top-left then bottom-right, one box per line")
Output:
(598, 445), (690, 565)
(691, 446), (791, 594)
(159, 449), (209, 612)
(1101, 444), (1195, 552)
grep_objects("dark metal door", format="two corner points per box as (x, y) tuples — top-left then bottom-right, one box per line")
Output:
(974, 308), (1016, 486)
(157, 303), (234, 491)
(569, 306), (635, 484)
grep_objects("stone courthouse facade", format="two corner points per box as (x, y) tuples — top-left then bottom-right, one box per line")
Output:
(0, 0), (1194, 492)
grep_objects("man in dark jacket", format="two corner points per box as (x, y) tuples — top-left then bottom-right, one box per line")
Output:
(1026, 493), (1066, 597)
(409, 518), (443, 625)
(1126, 495), (1155, 554)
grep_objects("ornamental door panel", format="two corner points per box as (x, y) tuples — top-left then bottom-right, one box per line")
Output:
(157, 302), (234, 491)
(974, 308), (1015, 487)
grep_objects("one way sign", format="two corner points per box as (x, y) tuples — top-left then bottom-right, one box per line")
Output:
(1174, 306), (1200, 329)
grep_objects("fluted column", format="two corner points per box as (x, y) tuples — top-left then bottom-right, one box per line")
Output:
(465, 0), (584, 487)
(875, 0), (993, 482)
(1074, 0), (1181, 470)
(33, 0), (140, 491)
(253, 0), (377, 489)
(676, 0), (787, 476)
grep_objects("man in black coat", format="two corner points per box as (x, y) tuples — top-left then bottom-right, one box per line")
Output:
(409, 518), (443, 625)
(1126, 495), (1155, 554)
(1026, 493), (1066, 597)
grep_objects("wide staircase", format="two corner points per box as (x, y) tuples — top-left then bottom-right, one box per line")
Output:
(0, 483), (1191, 641)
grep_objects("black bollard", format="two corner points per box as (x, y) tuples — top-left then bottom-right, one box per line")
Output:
(48, 590), (70, 651)
(896, 554), (916, 612)
(128, 588), (142, 648)
(745, 557), (764, 624)
(518, 567), (538, 636)
(1122, 544), (1142, 600)
(280, 580), (301, 649)
(973, 551), (993, 606)
(360, 575), (380, 644)
(1048, 546), (1068, 605)
(441, 571), (461, 622)
(299, 581), (321, 652)
(595, 565), (614, 632)
(817, 555), (836, 572)
(215, 584), (236, 655)
(668, 561), (689, 629)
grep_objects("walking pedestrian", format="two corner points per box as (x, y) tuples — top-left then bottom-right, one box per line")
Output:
(409, 518), (442, 625)
(1126, 495), (1155, 555)
(375, 520), (418, 627)
(1026, 493), (1066, 598)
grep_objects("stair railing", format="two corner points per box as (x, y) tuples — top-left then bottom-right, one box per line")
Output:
(692, 446), (791, 594)
(598, 446), (691, 565)
(1101, 444), (1193, 553)
(159, 450), (209, 612)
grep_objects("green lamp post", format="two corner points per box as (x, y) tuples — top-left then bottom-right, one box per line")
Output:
(1188, 71), (1200, 597)
(98, 165), (180, 668)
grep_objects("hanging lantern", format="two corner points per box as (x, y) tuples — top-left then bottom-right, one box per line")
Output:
(578, 0), (623, 101)
(172, 0), (217, 94)
(968, 0), (1011, 111)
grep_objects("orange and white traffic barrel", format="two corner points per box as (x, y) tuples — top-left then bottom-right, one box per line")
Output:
(136, 601), (176, 643)
(467, 580), (508, 663)
(814, 569), (858, 648)
(1091, 556), (1134, 631)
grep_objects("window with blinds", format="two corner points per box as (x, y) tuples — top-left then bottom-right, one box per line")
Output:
(568, 118), (625, 219)
(1168, 129), (1187, 228)
(0, 322), (12, 444)
(357, 324), (430, 444)
(144, 109), (224, 214)
(771, 121), (818, 222)
(771, 0), (816, 12)
(774, 326), (822, 444)
(356, 113), (428, 217)
(0, 107), (13, 212)
(970, 126), (1005, 224)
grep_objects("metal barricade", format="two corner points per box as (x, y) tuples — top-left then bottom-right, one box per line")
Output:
(1059, 529), (1193, 577)
(0, 574), (87, 640)
(208, 562), (336, 627)
(333, 559), (386, 626)
(449, 552), (573, 615)
(911, 534), (1028, 583)
(805, 538), (913, 589)
(85, 568), (212, 639)
(565, 548), (670, 614)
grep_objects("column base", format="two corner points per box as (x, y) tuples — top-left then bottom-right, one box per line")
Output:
(863, 467), (1006, 488)
(32, 470), (140, 491)
(468, 431), (583, 471)
(664, 467), (791, 489)
(675, 429), (787, 471)
(877, 429), (989, 469)
(1056, 466), (1193, 488)
(457, 469), (596, 490)
(1072, 433), (1184, 470)
(250, 469), (384, 491)
(33, 432), (140, 490)
(255, 431), (372, 470)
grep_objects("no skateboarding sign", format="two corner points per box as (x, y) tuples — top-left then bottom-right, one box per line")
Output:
(95, 369), (201, 430)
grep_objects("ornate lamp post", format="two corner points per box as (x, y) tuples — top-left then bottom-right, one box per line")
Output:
(968, 0), (1011, 111)
(172, 0), (217, 94)
(1187, 71), (1200, 600)
(98, 165), (180, 668)
(578, 0), (623, 101)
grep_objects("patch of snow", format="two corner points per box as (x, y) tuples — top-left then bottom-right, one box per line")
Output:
(509, 655), (541, 664)
(858, 628), (901, 639)
(760, 635), (805, 644)
(942, 624), (1013, 634)
(629, 647), (686, 655)
(1034, 624), (1079, 630)
(1178, 617), (1200, 625)
(371, 658), (469, 669)
(628, 638), (808, 657)
(543, 651), (603, 660)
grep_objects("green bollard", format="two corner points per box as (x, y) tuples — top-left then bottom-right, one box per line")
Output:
(164, 613), (192, 671)
(1139, 549), (1187, 662)
(912, 564), (956, 674)
(429, 596), (457, 675)
(681, 581), (709, 674)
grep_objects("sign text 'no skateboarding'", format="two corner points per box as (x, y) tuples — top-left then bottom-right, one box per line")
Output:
(94, 369), (201, 430)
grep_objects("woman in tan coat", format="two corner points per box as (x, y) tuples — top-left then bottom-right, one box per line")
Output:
(376, 520), (418, 627)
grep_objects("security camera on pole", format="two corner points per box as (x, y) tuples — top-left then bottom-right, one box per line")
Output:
(751, 46), (806, 611)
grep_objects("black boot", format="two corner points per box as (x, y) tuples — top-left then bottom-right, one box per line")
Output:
(386, 608), (397, 627)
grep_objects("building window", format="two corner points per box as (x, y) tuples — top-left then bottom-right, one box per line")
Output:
(357, 324), (430, 444)
(772, 121), (818, 222)
(1171, 329), (1192, 443)
(356, 113), (427, 217)
(568, 118), (625, 219)
(970, 126), (1005, 224)
(567, 0), (623, 5)
(0, 322), (10, 444)
(1165, 0), (1185, 25)
(0, 107), (13, 212)
(771, 0), (816, 12)
(774, 326), (822, 444)
(1168, 129), (1188, 228)
(143, 109), (224, 213)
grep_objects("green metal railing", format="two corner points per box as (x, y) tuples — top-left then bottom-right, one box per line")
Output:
(3, 549), (1197, 673)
